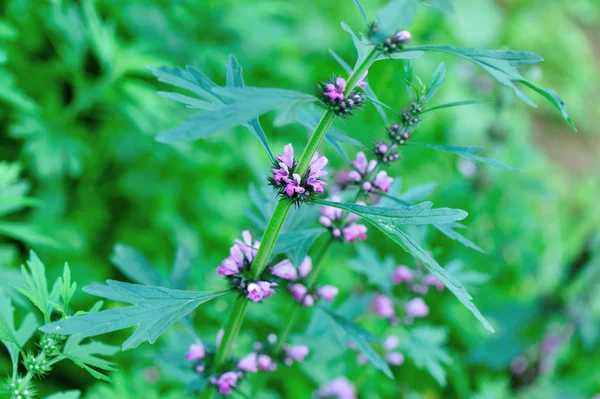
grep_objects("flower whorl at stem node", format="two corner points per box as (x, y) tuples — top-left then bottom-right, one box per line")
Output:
(317, 76), (367, 117)
(368, 22), (412, 55)
(319, 196), (368, 242)
(216, 230), (279, 302)
(348, 152), (394, 193)
(270, 144), (328, 205)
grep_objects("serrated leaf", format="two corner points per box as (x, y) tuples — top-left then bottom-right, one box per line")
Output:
(111, 244), (162, 286)
(44, 391), (81, 399)
(62, 335), (119, 381)
(58, 263), (77, 314)
(377, 51), (424, 61)
(434, 223), (485, 253)
(313, 199), (468, 226)
(40, 281), (231, 350)
(407, 45), (574, 129)
(347, 245), (396, 295)
(408, 142), (519, 171)
(400, 326), (452, 385)
(149, 66), (220, 103)
(319, 306), (393, 378)
(156, 92), (216, 110)
(370, 223), (494, 332)
(16, 250), (60, 322)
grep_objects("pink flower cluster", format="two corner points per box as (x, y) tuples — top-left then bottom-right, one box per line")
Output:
(270, 256), (339, 307)
(348, 152), (394, 193)
(319, 76), (367, 117)
(392, 264), (445, 294)
(354, 335), (404, 367)
(370, 294), (430, 321)
(319, 196), (368, 242)
(270, 144), (328, 201)
(237, 334), (309, 374)
(210, 371), (242, 394)
(381, 30), (412, 54)
(316, 376), (357, 399)
(216, 230), (279, 303)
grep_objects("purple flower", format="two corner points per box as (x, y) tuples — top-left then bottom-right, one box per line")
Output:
(422, 274), (444, 291)
(317, 285), (339, 301)
(317, 377), (357, 399)
(371, 294), (395, 319)
(289, 283), (307, 301)
(284, 344), (310, 363)
(357, 72), (368, 89)
(383, 336), (400, 351)
(217, 230), (259, 276)
(411, 284), (429, 294)
(351, 152), (377, 177)
(271, 259), (298, 280)
(284, 174), (306, 196)
(271, 144), (328, 200)
(392, 265), (414, 284)
(386, 352), (405, 366)
(342, 223), (367, 242)
(211, 371), (241, 394)
(373, 170), (393, 192)
(237, 352), (258, 373)
(185, 339), (205, 361)
(356, 353), (368, 365)
(246, 281), (278, 302)
(257, 354), (277, 371)
(216, 329), (224, 348)
(396, 30), (412, 43)
(267, 333), (278, 344)
(298, 256), (313, 278)
(324, 77), (346, 100)
(302, 294), (315, 307)
(405, 297), (429, 318)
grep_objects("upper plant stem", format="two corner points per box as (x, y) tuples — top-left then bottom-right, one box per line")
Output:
(202, 47), (379, 399)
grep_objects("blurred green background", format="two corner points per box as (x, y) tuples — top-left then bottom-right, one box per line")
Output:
(1, 0), (599, 398)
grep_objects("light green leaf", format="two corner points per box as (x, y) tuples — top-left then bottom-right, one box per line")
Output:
(44, 391), (81, 399)
(16, 250), (60, 322)
(313, 199), (468, 226)
(40, 281), (231, 350)
(425, 62), (445, 100)
(422, 100), (491, 114)
(408, 45), (574, 129)
(320, 306), (393, 378)
(340, 22), (374, 68)
(272, 229), (324, 266)
(370, 223), (494, 332)
(419, 0), (454, 13)
(378, 51), (424, 61)
(156, 92), (216, 110)
(58, 263), (77, 314)
(170, 247), (193, 290)
(347, 245), (396, 295)
(400, 326), (452, 385)
(434, 223), (485, 253)
(352, 0), (370, 27)
(111, 244), (162, 286)
(374, 0), (418, 41)
(408, 142), (519, 171)
(149, 66), (220, 103)
(62, 335), (119, 381)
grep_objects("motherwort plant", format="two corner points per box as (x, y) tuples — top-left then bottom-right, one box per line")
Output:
(26, 0), (574, 397)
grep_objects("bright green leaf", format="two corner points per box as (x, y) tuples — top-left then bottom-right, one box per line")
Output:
(61, 335), (119, 381)
(408, 142), (519, 171)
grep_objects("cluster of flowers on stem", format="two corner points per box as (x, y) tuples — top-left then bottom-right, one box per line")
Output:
(216, 230), (278, 302)
(270, 144), (328, 205)
(185, 332), (309, 395)
(271, 256), (339, 307)
(319, 197), (368, 242)
(370, 264), (445, 323)
(388, 99), (424, 145)
(353, 335), (405, 367)
(348, 151), (394, 193)
(317, 76), (367, 117)
(368, 22), (412, 54)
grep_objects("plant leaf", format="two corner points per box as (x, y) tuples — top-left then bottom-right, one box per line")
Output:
(370, 223), (494, 332)
(422, 100), (491, 114)
(340, 22), (374, 68)
(374, 0), (418, 41)
(16, 250), (59, 322)
(434, 223), (485, 253)
(111, 244), (162, 286)
(313, 199), (468, 226)
(408, 142), (519, 171)
(40, 281), (231, 350)
(407, 45), (574, 129)
(419, 0), (455, 13)
(319, 306), (393, 378)
(170, 247), (193, 290)
(400, 326), (452, 385)
(347, 245), (396, 295)
(425, 62), (446, 101)
(62, 335), (119, 381)
(352, 0), (370, 27)
(44, 391), (81, 399)
(272, 229), (324, 266)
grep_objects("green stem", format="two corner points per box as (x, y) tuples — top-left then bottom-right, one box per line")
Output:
(204, 47), (379, 398)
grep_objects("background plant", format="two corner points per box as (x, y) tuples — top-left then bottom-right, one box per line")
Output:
(1, 0), (599, 398)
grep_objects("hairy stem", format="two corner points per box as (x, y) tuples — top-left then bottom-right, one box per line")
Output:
(202, 47), (379, 398)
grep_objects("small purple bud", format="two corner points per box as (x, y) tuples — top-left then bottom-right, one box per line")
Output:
(362, 181), (373, 192)
(303, 295), (315, 307)
(185, 339), (205, 361)
(299, 256), (313, 278)
(333, 228), (342, 238)
(317, 285), (339, 301)
(396, 30), (412, 43)
(267, 334), (278, 344)
(386, 352), (405, 366)
(405, 298), (429, 318)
